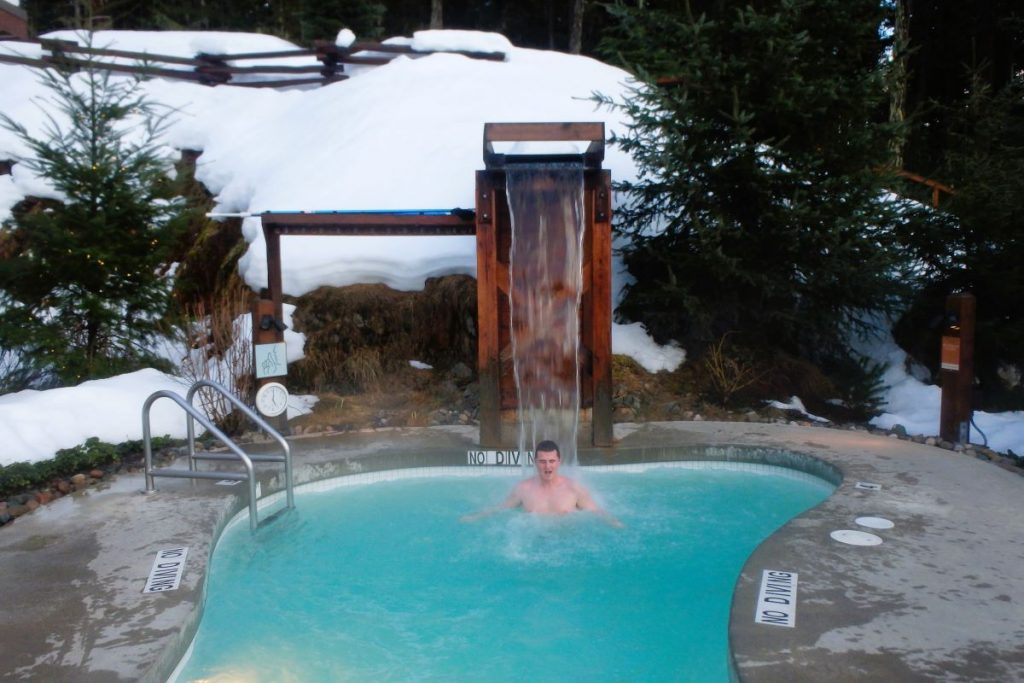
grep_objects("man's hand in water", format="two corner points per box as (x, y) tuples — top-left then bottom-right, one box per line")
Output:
(603, 513), (625, 528)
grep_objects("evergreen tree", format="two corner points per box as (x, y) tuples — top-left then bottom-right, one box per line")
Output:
(597, 0), (933, 376)
(300, 0), (387, 42)
(893, 73), (1024, 409)
(0, 58), (187, 386)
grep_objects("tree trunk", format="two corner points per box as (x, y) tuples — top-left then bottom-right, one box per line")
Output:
(430, 0), (443, 29)
(569, 0), (584, 54)
(888, 0), (908, 169)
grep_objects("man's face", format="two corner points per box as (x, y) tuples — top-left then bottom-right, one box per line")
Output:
(534, 449), (560, 482)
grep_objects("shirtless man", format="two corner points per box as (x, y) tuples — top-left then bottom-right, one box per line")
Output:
(461, 440), (622, 526)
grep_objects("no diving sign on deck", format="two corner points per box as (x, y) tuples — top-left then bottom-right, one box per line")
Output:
(143, 547), (189, 594)
(755, 569), (798, 628)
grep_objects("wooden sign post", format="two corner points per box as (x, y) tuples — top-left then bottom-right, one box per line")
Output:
(939, 292), (976, 444)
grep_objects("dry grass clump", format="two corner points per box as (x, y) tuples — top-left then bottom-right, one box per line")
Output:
(289, 276), (476, 394)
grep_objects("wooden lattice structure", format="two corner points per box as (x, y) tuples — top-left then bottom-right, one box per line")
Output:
(0, 37), (505, 88)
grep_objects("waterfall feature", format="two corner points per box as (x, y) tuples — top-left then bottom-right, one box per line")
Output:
(506, 163), (586, 466)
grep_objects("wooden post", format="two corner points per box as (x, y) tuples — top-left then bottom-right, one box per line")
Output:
(476, 172), (502, 446)
(590, 171), (613, 446)
(251, 296), (288, 432)
(264, 223), (284, 326)
(939, 292), (975, 444)
(258, 222), (289, 433)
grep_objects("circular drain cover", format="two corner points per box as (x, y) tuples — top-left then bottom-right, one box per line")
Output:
(831, 529), (883, 546)
(855, 516), (894, 530)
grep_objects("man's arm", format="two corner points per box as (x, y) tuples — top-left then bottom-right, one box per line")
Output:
(460, 484), (523, 522)
(575, 483), (624, 528)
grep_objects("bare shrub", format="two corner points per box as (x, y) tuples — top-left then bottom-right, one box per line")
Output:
(177, 279), (254, 434)
(702, 334), (765, 406)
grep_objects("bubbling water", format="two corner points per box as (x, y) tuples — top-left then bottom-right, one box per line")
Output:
(505, 162), (586, 465)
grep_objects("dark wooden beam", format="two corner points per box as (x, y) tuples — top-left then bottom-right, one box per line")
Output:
(261, 211), (476, 236)
(475, 174), (503, 447)
(591, 171), (614, 446)
(483, 122), (605, 169)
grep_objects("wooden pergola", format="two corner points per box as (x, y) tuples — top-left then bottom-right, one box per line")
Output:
(259, 209), (476, 328)
(258, 122), (613, 447)
(254, 210), (475, 428)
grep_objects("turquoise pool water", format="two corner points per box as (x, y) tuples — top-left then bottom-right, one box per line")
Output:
(173, 464), (833, 682)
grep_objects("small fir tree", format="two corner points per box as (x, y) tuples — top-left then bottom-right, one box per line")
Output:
(0, 56), (187, 386)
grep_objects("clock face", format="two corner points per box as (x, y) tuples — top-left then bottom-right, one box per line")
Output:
(255, 382), (289, 417)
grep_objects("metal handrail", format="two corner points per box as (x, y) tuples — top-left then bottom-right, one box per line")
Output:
(185, 379), (294, 510)
(141, 380), (295, 531)
(143, 390), (260, 530)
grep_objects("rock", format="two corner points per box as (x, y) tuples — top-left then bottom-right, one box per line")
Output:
(8, 504), (30, 518)
(33, 491), (53, 505)
(612, 406), (636, 421)
(939, 440), (955, 450)
(744, 410), (759, 422)
(997, 460), (1024, 475)
(24, 498), (39, 512)
(54, 479), (72, 494)
(70, 473), (88, 490)
(0, 511), (11, 525)
(925, 437), (938, 446)
(693, 414), (704, 422)
(89, 469), (105, 480)
(448, 362), (474, 385)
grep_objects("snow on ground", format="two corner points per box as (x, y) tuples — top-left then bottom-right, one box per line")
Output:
(866, 336), (1024, 457)
(0, 29), (1022, 465)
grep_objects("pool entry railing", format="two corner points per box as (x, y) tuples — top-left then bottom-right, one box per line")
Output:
(141, 379), (295, 531)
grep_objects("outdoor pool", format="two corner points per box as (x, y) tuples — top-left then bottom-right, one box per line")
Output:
(171, 463), (834, 682)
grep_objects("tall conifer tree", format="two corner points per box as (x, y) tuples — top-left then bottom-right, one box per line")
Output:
(597, 0), (932, 371)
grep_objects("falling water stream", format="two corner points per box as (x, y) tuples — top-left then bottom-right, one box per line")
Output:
(505, 162), (586, 465)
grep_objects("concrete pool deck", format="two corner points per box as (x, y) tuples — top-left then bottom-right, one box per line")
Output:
(0, 421), (1022, 682)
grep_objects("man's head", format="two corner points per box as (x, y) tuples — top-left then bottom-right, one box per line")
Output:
(534, 440), (561, 482)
